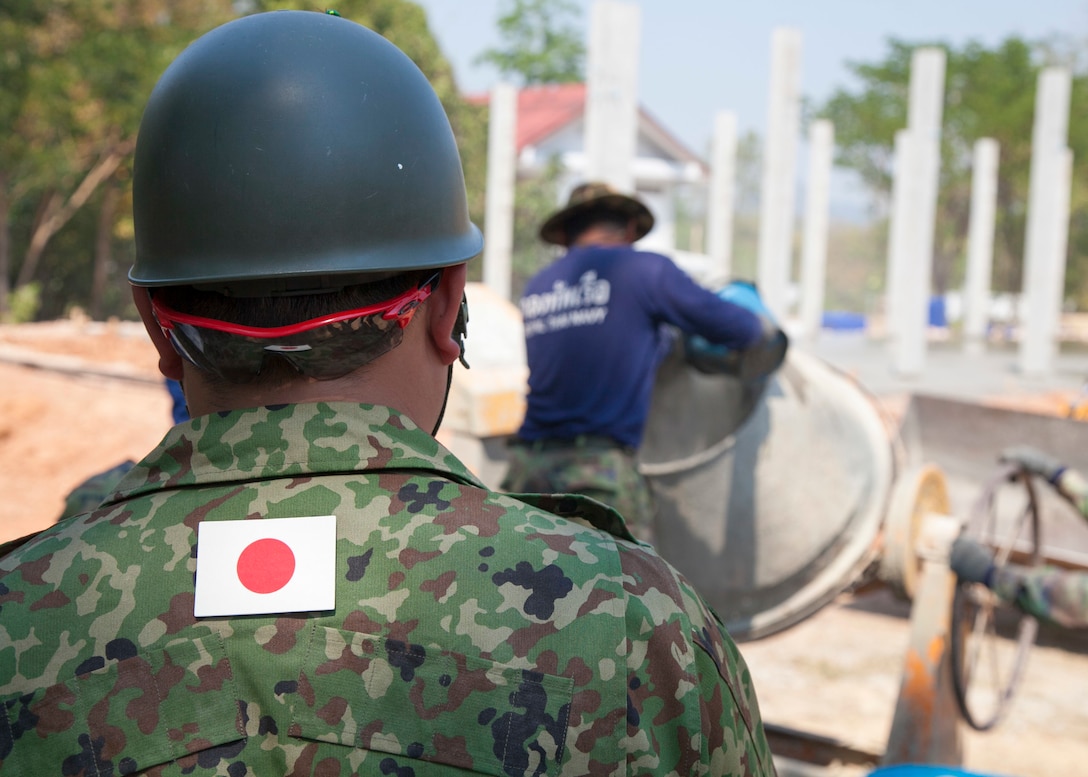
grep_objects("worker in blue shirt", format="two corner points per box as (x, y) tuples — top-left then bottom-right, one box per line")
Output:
(501, 182), (769, 542)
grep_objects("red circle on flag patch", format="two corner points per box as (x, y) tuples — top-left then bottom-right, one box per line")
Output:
(236, 538), (296, 594)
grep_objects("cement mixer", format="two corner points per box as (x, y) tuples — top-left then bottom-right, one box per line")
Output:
(640, 343), (897, 642)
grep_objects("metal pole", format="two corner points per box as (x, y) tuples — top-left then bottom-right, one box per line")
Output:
(883, 512), (963, 766)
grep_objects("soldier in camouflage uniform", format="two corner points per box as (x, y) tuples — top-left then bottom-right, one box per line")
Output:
(950, 445), (1088, 629)
(0, 10), (776, 776)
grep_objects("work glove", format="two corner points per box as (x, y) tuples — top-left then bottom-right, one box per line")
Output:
(1000, 445), (1066, 484)
(737, 315), (789, 382)
(949, 537), (996, 587)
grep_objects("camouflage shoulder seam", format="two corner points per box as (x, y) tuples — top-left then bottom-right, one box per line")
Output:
(0, 529), (46, 561)
(503, 491), (638, 543)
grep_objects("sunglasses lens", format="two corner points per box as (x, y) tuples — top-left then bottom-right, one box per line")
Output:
(270, 325), (405, 380)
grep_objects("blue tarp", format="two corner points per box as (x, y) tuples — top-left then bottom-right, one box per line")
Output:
(928, 295), (948, 327)
(821, 311), (867, 331)
(868, 765), (1012, 777)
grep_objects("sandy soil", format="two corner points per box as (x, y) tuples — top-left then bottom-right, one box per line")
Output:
(1, 320), (1086, 777)
(741, 589), (1088, 777)
(0, 320), (172, 543)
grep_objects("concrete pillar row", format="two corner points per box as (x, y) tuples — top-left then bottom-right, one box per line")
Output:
(756, 27), (803, 321)
(1019, 67), (1073, 377)
(583, 0), (641, 193)
(962, 138), (1000, 353)
(892, 47), (945, 378)
(707, 110), (738, 284)
(483, 82), (518, 302)
(799, 119), (834, 341)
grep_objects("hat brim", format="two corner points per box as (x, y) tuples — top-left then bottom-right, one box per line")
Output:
(538, 193), (654, 247)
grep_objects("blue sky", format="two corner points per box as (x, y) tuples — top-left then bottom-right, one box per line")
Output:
(415, 0), (1088, 156)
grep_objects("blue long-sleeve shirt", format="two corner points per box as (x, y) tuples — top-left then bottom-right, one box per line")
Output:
(516, 245), (763, 448)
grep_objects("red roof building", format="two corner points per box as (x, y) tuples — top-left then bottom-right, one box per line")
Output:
(469, 83), (709, 253)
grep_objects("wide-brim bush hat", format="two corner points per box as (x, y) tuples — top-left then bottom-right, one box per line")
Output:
(538, 182), (654, 247)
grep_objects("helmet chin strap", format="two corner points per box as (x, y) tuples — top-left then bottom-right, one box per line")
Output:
(431, 293), (470, 436)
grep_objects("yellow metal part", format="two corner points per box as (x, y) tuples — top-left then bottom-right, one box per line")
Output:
(879, 463), (951, 600)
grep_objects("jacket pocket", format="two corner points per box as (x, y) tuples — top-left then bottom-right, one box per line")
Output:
(0, 635), (243, 776)
(289, 626), (573, 777)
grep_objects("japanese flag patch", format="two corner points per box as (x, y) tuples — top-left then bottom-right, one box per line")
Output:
(194, 515), (337, 617)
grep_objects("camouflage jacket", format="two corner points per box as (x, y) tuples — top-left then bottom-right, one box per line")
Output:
(993, 565), (1088, 629)
(0, 402), (775, 776)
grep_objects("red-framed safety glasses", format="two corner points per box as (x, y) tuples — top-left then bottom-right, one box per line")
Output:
(152, 272), (441, 381)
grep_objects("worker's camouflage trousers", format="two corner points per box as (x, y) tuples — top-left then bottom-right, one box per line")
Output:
(993, 564), (1088, 629)
(500, 438), (656, 544)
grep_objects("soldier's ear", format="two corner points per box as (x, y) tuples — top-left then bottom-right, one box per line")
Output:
(428, 264), (468, 367)
(132, 286), (185, 380)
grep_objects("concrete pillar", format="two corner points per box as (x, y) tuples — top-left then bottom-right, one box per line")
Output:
(962, 138), (1000, 353)
(1049, 147), (1075, 326)
(583, 0), (640, 192)
(1019, 67), (1073, 376)
(885, 130), (912, 340)
(707, 110), (738, 283)
(756, 27), (803, 320)
(483, 82), (518, 301)
(893, 47), (946, 377)
(798, 120), (834, 341)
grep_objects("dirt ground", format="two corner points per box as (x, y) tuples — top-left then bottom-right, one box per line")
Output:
(1, 319), (1086, 777)
(0, 319), (172, 542)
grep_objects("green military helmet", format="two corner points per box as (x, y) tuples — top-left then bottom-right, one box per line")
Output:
(129, 10), (482, 296)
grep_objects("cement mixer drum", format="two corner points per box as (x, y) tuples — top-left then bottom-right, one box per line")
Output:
(640, 346), (896, 641)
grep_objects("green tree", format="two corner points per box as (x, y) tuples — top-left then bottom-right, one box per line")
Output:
(3, 0), (488, 320)
(1, 1), (52, 318)
(508, 158), (565, 299)
(470, 1), (586, 290)
(817, 37), (1088, 306)
(728, 131), (763, 281)
(2, 0), (238, 320)
(475, 0), (585, 85)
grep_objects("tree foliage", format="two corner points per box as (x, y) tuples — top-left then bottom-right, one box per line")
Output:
(468, 1), (587, 291)
(1, 0), (239, 320)
(817, 36), (1088, 306)
(2, 0), (488, 320)
(474, 0), (585, 85)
